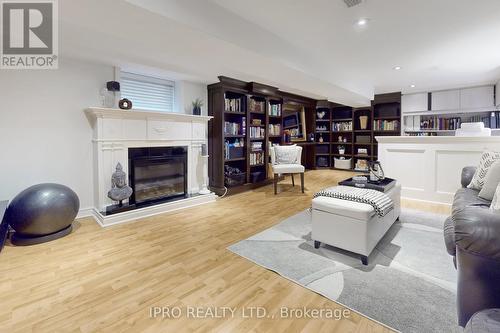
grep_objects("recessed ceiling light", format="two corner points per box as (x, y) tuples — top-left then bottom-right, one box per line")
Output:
(393, 66), (402, 70)
(356, 18), (368, 26)
(410, 84), (416, 88)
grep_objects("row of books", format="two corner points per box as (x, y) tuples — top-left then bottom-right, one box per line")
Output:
(373, 120), (400, 131)
(464, 112), (500, 129)
(250, 152), (264, 165)
(249, 126), (265, 139)
(225, 97), (243, 112)
(420, 117), (461, 130)
(224, 120), (245, 136)
(269, 103), (282, 116)
(249, 99), (265, 113)
(250, 142), (263, 152)
(268, 124), (281, 136)
(332, 121), (352, 132)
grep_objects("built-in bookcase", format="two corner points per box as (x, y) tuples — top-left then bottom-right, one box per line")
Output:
(312, 93), (401, 171)
(208, 77), (284, 195)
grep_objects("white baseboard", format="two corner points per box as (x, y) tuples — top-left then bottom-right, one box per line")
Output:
(76, 207), (95, 219)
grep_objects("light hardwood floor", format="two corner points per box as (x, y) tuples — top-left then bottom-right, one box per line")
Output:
(0, 170), (450, 333)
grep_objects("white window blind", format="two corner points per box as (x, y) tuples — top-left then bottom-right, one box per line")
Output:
(120, 72), (175, 112)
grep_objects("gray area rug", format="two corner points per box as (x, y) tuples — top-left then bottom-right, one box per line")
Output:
(228, 208), (460, 333)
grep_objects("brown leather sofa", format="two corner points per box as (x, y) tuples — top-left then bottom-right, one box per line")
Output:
(444, 166), (500, 327)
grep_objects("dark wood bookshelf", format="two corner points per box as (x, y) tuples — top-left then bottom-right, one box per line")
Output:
(209, 77), (401, 194)
(208, 76), (285, 195)
(311, 93), (401, 171)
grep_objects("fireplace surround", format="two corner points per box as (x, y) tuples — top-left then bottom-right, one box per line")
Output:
(85, 107), (215, 226)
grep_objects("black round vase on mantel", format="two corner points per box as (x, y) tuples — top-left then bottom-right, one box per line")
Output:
(193, 107), (201, 116)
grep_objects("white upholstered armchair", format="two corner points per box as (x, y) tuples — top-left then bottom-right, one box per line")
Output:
(270, 145), (305, 194)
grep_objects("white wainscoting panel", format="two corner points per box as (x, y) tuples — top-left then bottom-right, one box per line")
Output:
(377, 136), (500, 204)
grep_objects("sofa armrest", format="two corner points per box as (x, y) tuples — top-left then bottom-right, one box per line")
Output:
(461, 166), (477, 188)
(453, 206), (500, 260)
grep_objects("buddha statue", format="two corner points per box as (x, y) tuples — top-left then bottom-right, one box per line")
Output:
(108, 163), (133, 206)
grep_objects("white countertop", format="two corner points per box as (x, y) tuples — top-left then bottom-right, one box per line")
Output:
(375, 135), (500, 144)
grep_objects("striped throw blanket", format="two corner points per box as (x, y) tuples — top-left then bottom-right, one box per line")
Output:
(313, 186), (394, 217)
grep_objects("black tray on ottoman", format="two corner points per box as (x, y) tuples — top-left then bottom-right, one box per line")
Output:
(339, 176), (396, 193)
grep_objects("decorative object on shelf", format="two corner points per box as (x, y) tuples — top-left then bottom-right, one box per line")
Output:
(317, 111), (326, 119)
(359, 115), (368, 130)
(192, 98), (203, 115)
(224, 165), (245, 187)
(338, 136), (343, 142)
(332, 121), (352, 132)
(355, 159), (369, 171)
(100, 81), (121, 108)
(343, 137), (347, 143)
(108, 163), (133, 207)
(338, 145), (346, 155)
(283, 130), (291, 143)
(4, 183), (79, 245)
(308, 133), (315, 141)
(357, 148), (368, 155)
(319, 134), (324, 143)
(334, 157), (352, 169)
(118, 98), (132, 110)
(369, 161), (385, 181)
(252, 119), (262, 126)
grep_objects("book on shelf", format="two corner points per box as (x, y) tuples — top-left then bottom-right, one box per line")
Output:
(250, 126), (265, 138)
(373, 119), (400, 131)
(420, 117), (460, 130)
(268, 103), (281, 116)
(224, 120), (245, 136)
(462, 113), (496, 129)
(224, 96), (242, 112)
(249, 98), (265, 113)
(268, 124), (281, 136)
(332, 121), (352, 132)
(251, 142), (263, 152)
(250, 152), (264, 165)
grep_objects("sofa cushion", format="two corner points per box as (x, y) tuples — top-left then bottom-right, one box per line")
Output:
(479, 161), (500, 200)
(468, 151), (500, 190)
(491, 183), (500, 211)
(443, 216), (456, 256)
(452, 188), (490, 216)
(464, 308), (500, 333)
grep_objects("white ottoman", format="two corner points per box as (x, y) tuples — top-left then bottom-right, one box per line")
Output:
(311, 184), (401, 265)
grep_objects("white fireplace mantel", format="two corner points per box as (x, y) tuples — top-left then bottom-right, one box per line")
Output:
(85, 107), (216, 226)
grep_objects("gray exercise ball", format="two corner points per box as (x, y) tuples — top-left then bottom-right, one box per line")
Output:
(5, 183), (79, 243)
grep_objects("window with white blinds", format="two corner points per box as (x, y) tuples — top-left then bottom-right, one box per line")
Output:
(120, 72), (175, 112)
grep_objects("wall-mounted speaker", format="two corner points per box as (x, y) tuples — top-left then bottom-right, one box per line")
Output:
(107, 81), (120, 92)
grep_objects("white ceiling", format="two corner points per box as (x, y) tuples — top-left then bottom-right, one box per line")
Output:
(59, 0), (500, 107)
